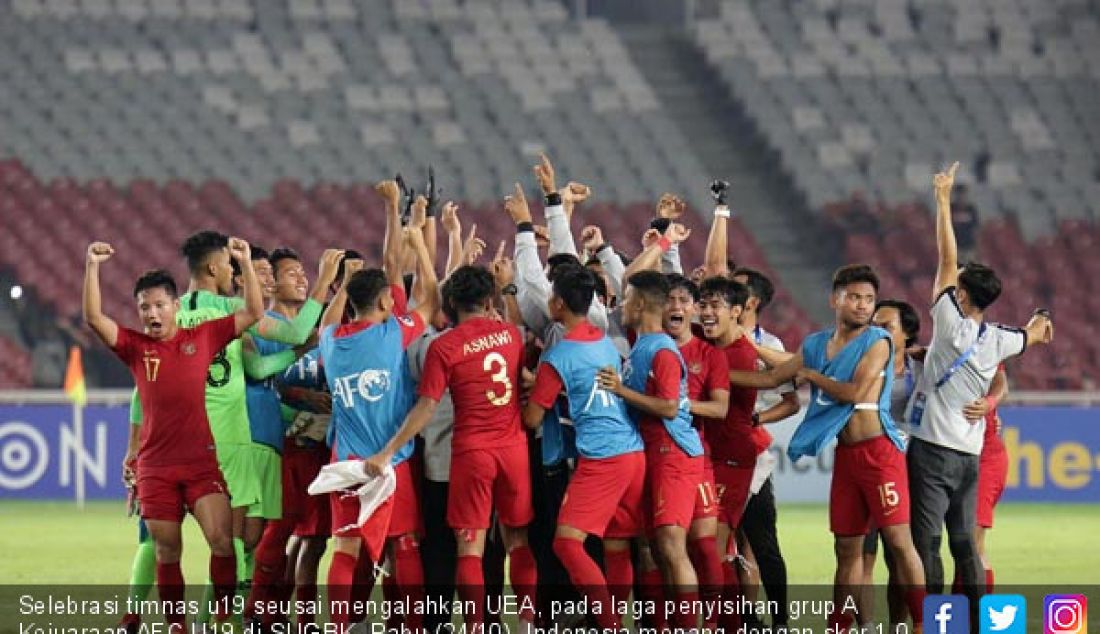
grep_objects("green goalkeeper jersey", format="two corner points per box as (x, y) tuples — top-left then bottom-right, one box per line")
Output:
(177, 290), (251, 446)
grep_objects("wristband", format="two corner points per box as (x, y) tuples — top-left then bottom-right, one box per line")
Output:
(714, 205), (731, 218)
(544, 192), (562, 206)
(517, 221), (534, 234)
(657, 237), (672, 253)
(594, 243), (612, 255)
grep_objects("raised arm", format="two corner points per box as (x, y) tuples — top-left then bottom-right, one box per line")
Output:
(581, 225), (625, 298)
(320, 258), (363, 329)
(229, 238), (265, 336)
(798, 338), (890, 404)
(625, 223), (691, 281)
(251, 249), (341, 344)
(704, 180), (732, 277)
(535, 153), (581, 258)
(406, 207), (440, 325)
(1023, 309), (1054, 349)
(656, 193), (687, 274)
(933, 161), (961, 302)
(730, 348), (804, 389)
(376, 179), (405, 287)
(440, 202), (464, 279)
(491, 241), (524, 328)
(83, 242), (119, 347)
(507, 182), (552, 333)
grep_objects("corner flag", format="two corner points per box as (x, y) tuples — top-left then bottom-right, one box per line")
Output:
(63, 346), (87, 407)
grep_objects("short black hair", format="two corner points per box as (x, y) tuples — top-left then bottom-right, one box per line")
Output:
(334, 249), (364, 285)
(133, 269), (178, 298)
(345, 268), (390, 316)
(733, 267), (774, 312)
(441, 265), (495, 323)
(592, 272), (609, 304)
(875, 299), (921, 348)
(698, 276), (749, 308)
(666, 273), (700, 302)
(552, 266), (596, 315)
(547, 252), (581, 273)
(958, 262), (1002, 310)
(547, 257), (583, 284)
(585, 255), (602, 268)
(250, 246), (269, 262)
(832, 264), (880, 293)
(180, 231), (228, 275)
(626, 270), (670, 310)
(269, 247), (300, 278)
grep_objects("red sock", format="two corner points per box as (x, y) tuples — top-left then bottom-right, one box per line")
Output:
(249, 520), (294, 619)
(605, 548), (634, 625)
(985, 568), (994, 593)
(508, 545), (538, 622)
(637, 566), (667, 629)
(209, 554), (237, 620)
(327, 551), (357, 631)
(552, 537), (619, 629)
(671, 590), (699, 629)
(689, 536), (723, 626)
(828, 610), (855, 633)
(296, 582), (318, 625)
(351, 551), (377, 622)
(718, 559), (742, 631)
(156, 562), (186, 626)
(393, 535), (424, 630)
(456, 555), (486, 625)
(905, 588), (925, 624)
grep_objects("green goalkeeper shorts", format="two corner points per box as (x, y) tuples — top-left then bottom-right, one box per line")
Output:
(247, 444), (283, 520)
(216, 443), (261, 511)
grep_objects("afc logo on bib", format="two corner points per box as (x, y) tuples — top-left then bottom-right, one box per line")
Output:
(332, 369), (392, 406)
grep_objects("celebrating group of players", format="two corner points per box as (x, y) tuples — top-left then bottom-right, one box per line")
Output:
(82, 155), (1054, 633)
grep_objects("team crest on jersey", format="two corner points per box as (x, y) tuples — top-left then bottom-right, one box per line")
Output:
(397, 315), (415, 327)
(332, 368), (393, 407)
(689, 361), (702, 375)
(181, 342), (196, 355)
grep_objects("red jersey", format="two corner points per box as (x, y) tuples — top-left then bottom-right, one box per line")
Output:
(637, 348), (685, 448)
(419, 316), (526, 453)
(705, 334), (769, 465)
(112, 316), (237, 469)
(678, 336), (729, 415)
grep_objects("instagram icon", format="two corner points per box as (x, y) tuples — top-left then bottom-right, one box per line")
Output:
(1045, 595), (1088, 634)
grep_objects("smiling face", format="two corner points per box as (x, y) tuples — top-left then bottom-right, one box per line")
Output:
(698, 292), (738, 340)
(664, 285), (696, 340)
(832, 282), (877, 330)
(274, 257), (309, 303)
(136, 287), (180, 340)
(252, 258), (275, 299)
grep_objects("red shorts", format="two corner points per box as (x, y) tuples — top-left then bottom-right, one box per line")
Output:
(559, 451), (646, 539)
(137, 461), (228, 523)
(286, 443), (331, 537)
(330, 459), (422, 538)
(713, 461), (754, 529)
(830, 435), (910, 536)
(448, 443), (534, 530)
(645, 444), (704, 530)
(977, 447), (1008, 528)
(693, 457), (719, 521)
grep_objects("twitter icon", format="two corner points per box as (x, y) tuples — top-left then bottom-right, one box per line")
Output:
(981, 595), (1027, 634)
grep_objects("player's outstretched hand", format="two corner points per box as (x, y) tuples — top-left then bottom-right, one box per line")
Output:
(561, 181), (591, 219)
(657, 193), (686, 220)
(933, 161), (960, 201)
(227, 237), (251, 262)
(409, 195), (428, 230)
(534, 153), (556, 195)
(641, 228), (661, 249)
(361, 453), (391, 478)
(491, 241), (514, 289)
(533, 225), (550, 248)
(504, 182), (532, 224)
(596, 366), (623, 394)
(581, 225), (605, 252)
(962, 397), (991, 421)
(341, 258), (364, 287)
(374, 179), (401, 207)
(440, 201), (460, 235)
(317, 249), (346, 289)
(665, 222), (691, 244)
(86, 242), (115, 264)
(461, 225), (486, 265)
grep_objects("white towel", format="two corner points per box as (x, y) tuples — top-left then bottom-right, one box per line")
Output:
(308, 460), (396, 528)
(750, 451), (777, 495)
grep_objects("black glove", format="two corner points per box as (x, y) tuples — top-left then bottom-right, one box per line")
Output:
(710, 179), (730, 206)
(424, 165), (442, 218)
(395, 172), (414, 225)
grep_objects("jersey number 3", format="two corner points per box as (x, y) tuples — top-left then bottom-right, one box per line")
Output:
(483, 352), (513, 406)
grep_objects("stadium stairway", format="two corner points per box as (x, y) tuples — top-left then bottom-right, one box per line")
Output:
(616, 24), (839, 324)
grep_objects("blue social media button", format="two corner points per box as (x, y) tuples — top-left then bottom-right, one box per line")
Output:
(981, 595), (1027, 634)
(925, 595), (970, 634)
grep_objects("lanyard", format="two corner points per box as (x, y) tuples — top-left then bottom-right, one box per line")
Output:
(902, 355), (915, 399)
(934, 323), (987, 390)
(753, 325), (763, 345)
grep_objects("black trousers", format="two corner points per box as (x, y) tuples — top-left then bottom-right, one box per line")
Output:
(740, 477), (790, 627)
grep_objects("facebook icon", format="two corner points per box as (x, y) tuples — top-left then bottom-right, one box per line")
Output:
(925, 595), (970, 634)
